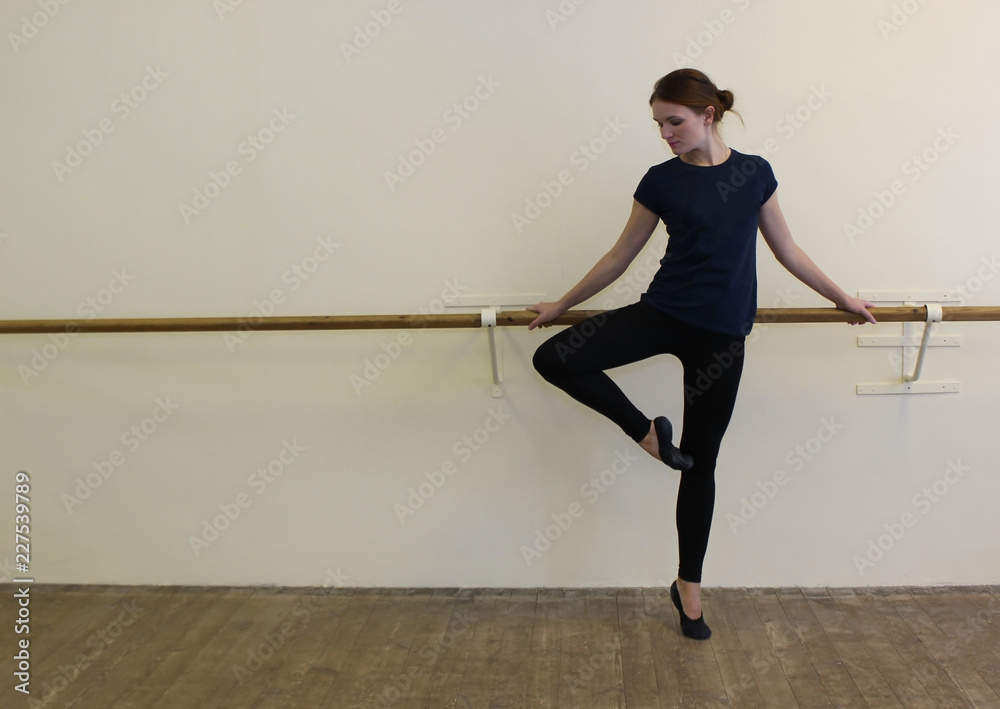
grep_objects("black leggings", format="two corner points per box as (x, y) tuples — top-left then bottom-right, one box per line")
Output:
(532, 300), (745, 583)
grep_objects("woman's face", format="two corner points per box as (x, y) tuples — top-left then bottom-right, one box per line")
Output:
(651, 100), (714, 156)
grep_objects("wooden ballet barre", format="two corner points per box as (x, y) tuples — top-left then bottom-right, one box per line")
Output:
(1, 307), (1000, 334)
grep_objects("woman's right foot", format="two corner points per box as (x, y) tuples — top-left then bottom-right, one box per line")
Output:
(670, 580), (711, 640)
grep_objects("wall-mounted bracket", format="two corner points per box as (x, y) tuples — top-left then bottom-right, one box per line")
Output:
(445, 295), (545, 398)
(481, 308), (503, 398)
(856, 292), (961, 396)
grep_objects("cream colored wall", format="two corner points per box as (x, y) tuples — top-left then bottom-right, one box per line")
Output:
(2, 0), (998, 587)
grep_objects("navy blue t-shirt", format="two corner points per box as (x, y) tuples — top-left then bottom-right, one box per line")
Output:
(633, 150), (777, 336)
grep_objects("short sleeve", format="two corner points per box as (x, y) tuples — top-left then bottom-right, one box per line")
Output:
(760, 160), (778, 204)
(633, 168), (661, 216)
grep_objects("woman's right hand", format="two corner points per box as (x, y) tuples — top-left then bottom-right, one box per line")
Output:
(526, 301), (566, 330)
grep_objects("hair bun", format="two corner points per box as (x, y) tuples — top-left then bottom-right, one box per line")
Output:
(717, 89), (734, 113)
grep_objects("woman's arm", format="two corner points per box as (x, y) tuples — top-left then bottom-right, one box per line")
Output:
(527, 200), (660, 330)
(758, 191), (877, 325)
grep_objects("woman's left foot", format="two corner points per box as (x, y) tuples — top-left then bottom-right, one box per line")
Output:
(653, 417), (694, 472)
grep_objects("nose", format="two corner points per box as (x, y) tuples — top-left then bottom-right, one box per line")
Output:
(660, 126), (673, 140)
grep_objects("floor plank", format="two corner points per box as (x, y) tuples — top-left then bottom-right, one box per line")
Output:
(247, 588), (358, 709)
(729, 587), (800, 709)
(110, 587), (255, 708)
(643, 585), (696, 707)
(63, 587), (189, 709)
(804, 587), (904, 708)
(907, 587), (1000, 707)
(487, 588), (537, 708)
(522, 587), (562, 709)
(704, 587), (766, 709)
(453, 588), (513, 707)
(750, 587), (829, 708)
(616, 588), (662, 709)
(2, 584), (998, 709)
(774, 587), (866, 708)
(832, 587), (939, 708)
(413, 588), (482, 708)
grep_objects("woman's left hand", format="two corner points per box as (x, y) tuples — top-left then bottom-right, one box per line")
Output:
(838, 296), (877, 325)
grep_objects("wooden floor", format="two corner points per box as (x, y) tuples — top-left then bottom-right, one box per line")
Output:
(2, 586), (999, 708)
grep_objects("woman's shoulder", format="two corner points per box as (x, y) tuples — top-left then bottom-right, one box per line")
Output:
(641, 157), (686, 179)
(729, 149), (774, 170)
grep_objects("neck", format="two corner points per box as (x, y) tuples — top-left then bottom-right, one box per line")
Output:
(680, 135), (730, 166)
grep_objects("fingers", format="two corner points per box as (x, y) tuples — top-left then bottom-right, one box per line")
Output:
(526, 305), (541, 331)
(858, 299), (876, 325)
(863, 301), (877, 324)
(849, 303), (877, 325)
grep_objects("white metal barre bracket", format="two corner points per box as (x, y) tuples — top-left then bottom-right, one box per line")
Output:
(481, 308), (503, 398)
(446, 295), (545, 398)
(856, 291), (960, 395)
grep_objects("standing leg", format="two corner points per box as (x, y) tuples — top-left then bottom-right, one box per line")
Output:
(673, 329), (746, 631)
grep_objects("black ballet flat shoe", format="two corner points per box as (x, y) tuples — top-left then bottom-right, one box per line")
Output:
(670, 581), (712, 640)
(653, 417), (694, 472)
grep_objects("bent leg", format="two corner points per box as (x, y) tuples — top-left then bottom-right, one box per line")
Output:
(532, 302), (679, 443)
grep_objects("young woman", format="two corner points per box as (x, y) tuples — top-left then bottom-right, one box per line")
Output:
(527, 69), (875, 640)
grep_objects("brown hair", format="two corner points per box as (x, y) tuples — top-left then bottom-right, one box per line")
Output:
(649, 68), (740, 127)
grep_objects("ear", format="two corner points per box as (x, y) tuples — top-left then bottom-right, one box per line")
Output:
(702, 106), (716, 126)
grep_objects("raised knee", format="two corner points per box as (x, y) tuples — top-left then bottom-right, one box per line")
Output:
(532, 344), (557, 380)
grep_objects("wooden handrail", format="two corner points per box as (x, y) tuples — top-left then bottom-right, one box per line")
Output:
(0, 307), (998, 334)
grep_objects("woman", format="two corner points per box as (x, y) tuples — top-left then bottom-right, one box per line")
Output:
(527, 69), (876, 640)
